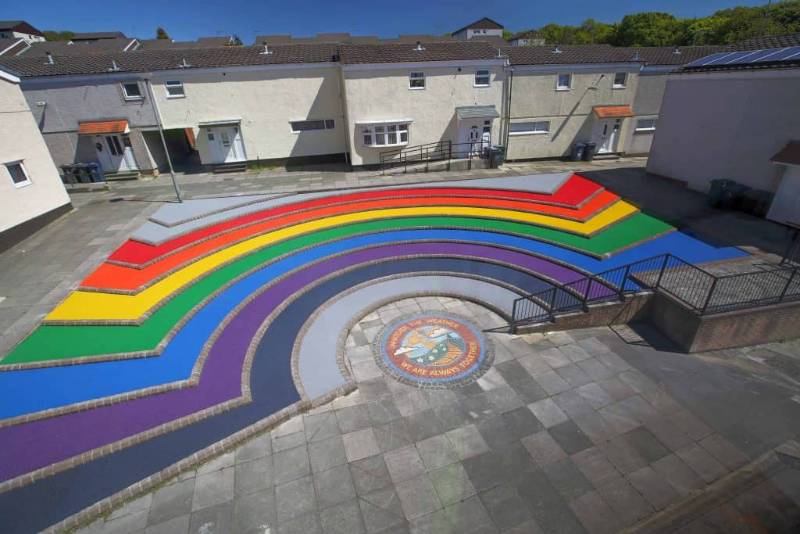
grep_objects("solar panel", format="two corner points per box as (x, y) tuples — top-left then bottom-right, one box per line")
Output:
(735, 49), (779, 63)
(684, 52), (729, 68)
(685, 46), (800, 69)
(756, 46), (800, 61)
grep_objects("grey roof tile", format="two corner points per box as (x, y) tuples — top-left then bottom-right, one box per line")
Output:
(0, 44), (339, 77)
(339, 41), (499, 64)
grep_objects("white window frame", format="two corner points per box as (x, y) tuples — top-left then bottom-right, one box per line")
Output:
(5, 160), (31, 188)
(121, 82), (143, 101)
(508, 121), (551, 136)
(474, 69), (491, 87)
(290, 119), (335, 133)
(409, 72), (425, 90)
(613, 72), (627, 89)
(556, 73), (572, 91)
(165, 80), (185, 98)
(361, 122), (409, 148)
(634, 118), (657, 132)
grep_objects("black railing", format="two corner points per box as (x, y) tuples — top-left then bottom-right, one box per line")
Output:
(510, 253), (800, 331)
(379, 140), (491, 173)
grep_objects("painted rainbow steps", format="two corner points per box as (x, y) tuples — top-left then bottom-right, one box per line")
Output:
(0, 173), (746, 534)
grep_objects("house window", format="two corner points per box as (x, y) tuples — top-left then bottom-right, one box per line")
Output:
(635, 118), (657, 132)
(474, 69), (490, 87)
(5, 161), (31, 187)
(290, 119), (335, 133)
(556, 74), (572, 91)
(121, 82), (143, 100)
(361, 122), (409, 147)
(409, 72), (425, 90)
(509, 121), (550, 136)
(613, 72), (627, 88)
(165, 80), (185, 98)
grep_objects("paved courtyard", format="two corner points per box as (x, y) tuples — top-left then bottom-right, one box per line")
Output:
(77, 298), (800, 534)
(0, 159), (799, 533)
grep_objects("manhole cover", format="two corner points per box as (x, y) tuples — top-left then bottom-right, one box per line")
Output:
(373, 311), (493, 388)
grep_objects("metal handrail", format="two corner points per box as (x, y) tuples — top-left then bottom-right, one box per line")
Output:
(509, 252), (800, 332)
(379, 140), (492, 173)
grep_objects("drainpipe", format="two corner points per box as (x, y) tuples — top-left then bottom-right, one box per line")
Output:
(504, 65), (514, 150)
(145, 78), (182, 202)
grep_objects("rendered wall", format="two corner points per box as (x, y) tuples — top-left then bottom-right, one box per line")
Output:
(507, 67), (638, 160)
(0, 78), (71, 235)
(153, 66), (347, 164)
(343, 64), (504, 165)
(647, 70), (800, 193)
(21, 77), (158, 172)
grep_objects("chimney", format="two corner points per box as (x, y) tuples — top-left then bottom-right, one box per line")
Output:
(45, 52), (55, 65)
(260, 43), (272, 55)
(414, 41), (425, 51)
(179, 58), (191, 68)
(108, 60), (121, 72)
(552, 46), (562, 54)
(673, 47), (681, 55)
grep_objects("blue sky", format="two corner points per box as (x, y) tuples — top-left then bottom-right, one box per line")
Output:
(2, 0), (767, 43)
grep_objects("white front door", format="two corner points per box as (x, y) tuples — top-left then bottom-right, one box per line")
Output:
(206, 126), (246, 163)
(767, 165), (800, 226)
(457, 119), (491, 155)
(592, 119), (622, 154)
(94, 134), (137, 172)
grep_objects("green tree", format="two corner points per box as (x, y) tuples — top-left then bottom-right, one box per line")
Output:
(156, 27), (170, 40)
(613, 12), (684, 46)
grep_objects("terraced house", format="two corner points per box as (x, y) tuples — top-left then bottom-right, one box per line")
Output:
(0, 20), (733, 175)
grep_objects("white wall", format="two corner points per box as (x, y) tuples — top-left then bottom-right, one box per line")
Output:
(152, 65), (346, 164)
(342, 63), (505, 165)
(647, 70), (800, 193)
(507, 66), (638, 160)
(0, 76), (70, 234)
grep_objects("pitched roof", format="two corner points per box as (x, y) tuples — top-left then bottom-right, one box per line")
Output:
(627, 46), (730, 66)
(0, 44), (340, 77)
(339, 41), (500, 65)
(254, 33), (381, 45)
(71, 31), (127, 41)
(196, 36), (235, 45)
(0, 38), (27, 56)
(734, 33), (800, 50)
(19, 38), (138, 57)
(506, 45), (636, 66)
(0, 20), (43, 36)
(464, 35), (508, 48)
(452, 17), (504, 35)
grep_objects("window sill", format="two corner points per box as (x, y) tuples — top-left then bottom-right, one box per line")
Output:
(473, 83), (491, 88)
(555, 87), (571, 92)
(123, 96), (144, 102)
(166, 94), (186, 99)
(13, 180), (32, 189)
(634, 128), (656, 133)
(612, 85), (626, 90)
(364, 142), (409, 149)
(509, 131), (548, 136)
(408, 87), (425, 91)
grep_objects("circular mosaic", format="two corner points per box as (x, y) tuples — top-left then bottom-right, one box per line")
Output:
(374, 311), (493, 388)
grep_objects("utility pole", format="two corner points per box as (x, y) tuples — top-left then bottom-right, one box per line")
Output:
(145, 78), (182, 202)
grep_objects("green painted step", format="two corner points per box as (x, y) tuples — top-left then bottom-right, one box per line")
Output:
(1, 213), (670, 365)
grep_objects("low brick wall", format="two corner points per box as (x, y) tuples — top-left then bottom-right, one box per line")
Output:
(649, 293), (800, 352)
